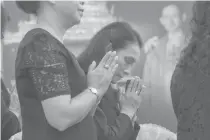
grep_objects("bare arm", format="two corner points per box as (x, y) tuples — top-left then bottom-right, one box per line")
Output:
(24, 35), (117, 132)
(22, 35), (99, 132)
(27, 54), (99, 131)
(42, 89), (98, 131)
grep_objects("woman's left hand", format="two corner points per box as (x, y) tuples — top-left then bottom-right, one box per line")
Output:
(131, 113), (138, 127)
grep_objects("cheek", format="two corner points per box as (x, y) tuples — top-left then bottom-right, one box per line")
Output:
(115, 61), (124, 73)
(174, 19), (180, 26)
(61, 2), (78, 15)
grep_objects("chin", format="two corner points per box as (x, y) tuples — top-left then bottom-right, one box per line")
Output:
(71, 15), (82, 26)
(73, 18), (81, 25)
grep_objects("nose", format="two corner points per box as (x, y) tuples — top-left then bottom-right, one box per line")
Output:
(78, 1), (85, 11)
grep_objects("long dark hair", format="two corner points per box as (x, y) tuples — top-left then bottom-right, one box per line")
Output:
(78, 21), (142, 74)
(178, 1), (210, 71)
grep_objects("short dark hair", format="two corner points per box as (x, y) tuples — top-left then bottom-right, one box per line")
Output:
(16, 1), (40, 15)
(78, 21), (142, 74)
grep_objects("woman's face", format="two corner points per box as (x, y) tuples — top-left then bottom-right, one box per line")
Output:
(112, 43), (141, 83)
(54, 1), (84, 25)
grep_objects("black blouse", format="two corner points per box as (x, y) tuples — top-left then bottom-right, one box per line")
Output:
(171, 44), (210, 140)
(15, 28), (97, 140)
(94, 86), (140, 140)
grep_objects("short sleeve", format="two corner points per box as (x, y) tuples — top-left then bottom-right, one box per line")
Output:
(19, 33), (71, 101)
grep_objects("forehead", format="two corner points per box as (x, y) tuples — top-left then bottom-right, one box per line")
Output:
(117, 43), (140, 57)
(162, 5), (180, 17)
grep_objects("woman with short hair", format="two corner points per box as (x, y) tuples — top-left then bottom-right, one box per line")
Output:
(15, 1), (118, 140)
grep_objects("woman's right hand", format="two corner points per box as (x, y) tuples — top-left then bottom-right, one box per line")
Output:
(87, 51), (118, 96)
(144, 36), (159, 54)
(119, 77), (143, 119)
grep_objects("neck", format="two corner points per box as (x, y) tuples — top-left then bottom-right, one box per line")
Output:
(167, 28), (183, 39)
(36, 5), (75, 43)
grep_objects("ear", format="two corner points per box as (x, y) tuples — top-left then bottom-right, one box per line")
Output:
(159, 17), (164, 26)
(105, 42), (113, 52)
(182, 13), (187, 22)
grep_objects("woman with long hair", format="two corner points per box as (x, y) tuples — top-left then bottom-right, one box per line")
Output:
(15, 1), (118, 140)
(78, 21), (143, 140)
(171, 1), (210, 139)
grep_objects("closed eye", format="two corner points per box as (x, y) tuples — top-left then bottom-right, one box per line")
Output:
(124, 56), (135, 65)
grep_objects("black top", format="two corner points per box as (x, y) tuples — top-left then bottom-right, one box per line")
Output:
(15, 28), (97, 140)
(171, 45), (210, 139)
(94, 86), (140, 140)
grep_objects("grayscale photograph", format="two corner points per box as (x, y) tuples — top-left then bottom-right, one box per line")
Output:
(1, 1), (209, 140)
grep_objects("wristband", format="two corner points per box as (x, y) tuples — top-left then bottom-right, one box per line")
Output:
(88, 87), (100, 103)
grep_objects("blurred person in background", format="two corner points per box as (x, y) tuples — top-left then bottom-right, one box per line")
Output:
(1, 2), (21, 140)
(15, 1), (118, 140)
(139, 4), (188, 133)
(143, 4), (187, 105)
(171, 1), (210, 139)
(78, 21), (143, 140)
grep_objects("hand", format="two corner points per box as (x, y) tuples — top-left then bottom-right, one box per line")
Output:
(131, 113), (138, 127)
(87, 50), (118, 97)
(119, 77), (143, 119)
(144, 36), (159, 53)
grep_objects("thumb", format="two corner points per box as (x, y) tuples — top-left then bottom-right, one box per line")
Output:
(88, 61), (96, 72)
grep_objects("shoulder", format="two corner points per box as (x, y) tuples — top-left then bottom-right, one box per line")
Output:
(15, 28), (67, 70)
(18, 28), (59, 53)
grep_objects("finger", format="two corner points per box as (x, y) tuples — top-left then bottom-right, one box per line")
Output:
(140, 85), (147, 94)
(127, 79), (135, 92)
(152, 36), (158, 41)
(136, 80), (142, 96)
(132, 77), (140, 93)
(119, 92), (126, 101)
(98, 51), (112, 67)
(111, 64), (118, 75)
(109, 55), (118, 71)
(106, 51), (116, 67)
(88, 61), (96, 73)
(116, 76), (135, 86)
(118, 87), (125, 95)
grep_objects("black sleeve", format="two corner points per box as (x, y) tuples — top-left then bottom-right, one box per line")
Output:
(128, 121), (140, 140)
(94, 107), (139, 140)
(19, 34), (71, 101)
